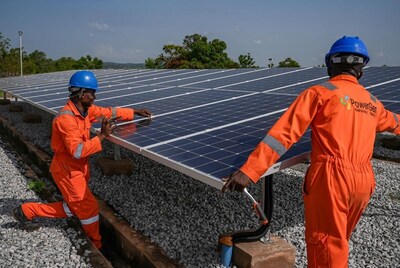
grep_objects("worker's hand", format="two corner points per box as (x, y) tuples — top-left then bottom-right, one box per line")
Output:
(221, 170), (252, 193)
(97, 117), (117, 141)
(134, 109), (153, 118)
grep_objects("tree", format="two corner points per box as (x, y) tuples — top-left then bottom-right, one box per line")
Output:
(145, 57), (163, 69)
(53, 57), (76, 71)
(0, 33), (11, 76)
(278, 57), (300, 67)
(2, 48), (21, 76)
(147, 33), (239, 69)
(0, 33), (105, 77)
(161, 44), (188, 69)
(28, 50), (54, 74)
(238, 53), (258, 68)
(75, 55), (103, 69)
(0, 33), (10, 59)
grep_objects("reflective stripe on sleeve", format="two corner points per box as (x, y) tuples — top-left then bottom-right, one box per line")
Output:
(370, 93), (377, 103)
(319, 81), (337, 91)
(80, 215), (99, 225)
(394, 112), (399, 128)
(63, 202), (73, 217)
(73, 143), (84, 159)
(262, 135), (287, 157)
(112, 107), (117, 118)
(55, 110), (74, 119)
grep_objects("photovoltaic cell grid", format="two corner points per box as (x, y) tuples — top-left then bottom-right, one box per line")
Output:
(0, 67), (399, 189)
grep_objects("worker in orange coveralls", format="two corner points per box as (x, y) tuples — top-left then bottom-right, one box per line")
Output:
(12, 70), (152, 252)
(222, 36), (400, 267)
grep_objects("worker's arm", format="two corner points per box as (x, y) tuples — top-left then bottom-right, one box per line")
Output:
(222, 88), (322, 193)
(241, 88), (321, 183)
(88, 105), (152, 123)
(375, 100), (400, 135)
(54, 116), (112, 159)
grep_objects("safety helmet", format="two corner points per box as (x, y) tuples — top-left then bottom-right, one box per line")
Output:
(325, 36), (370, 67)
(69, 71), (99, 91)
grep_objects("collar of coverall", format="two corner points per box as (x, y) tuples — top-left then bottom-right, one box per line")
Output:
(67, 99), (89, 118)
(330, 74), (359, 84)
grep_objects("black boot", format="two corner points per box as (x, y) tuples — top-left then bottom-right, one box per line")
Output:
(12, 206), (40, 232)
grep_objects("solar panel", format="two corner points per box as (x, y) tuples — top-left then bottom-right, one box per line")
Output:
(1, 67), (399, 189)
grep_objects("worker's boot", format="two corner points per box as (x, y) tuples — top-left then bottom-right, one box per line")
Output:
(12, 206), (40, 232)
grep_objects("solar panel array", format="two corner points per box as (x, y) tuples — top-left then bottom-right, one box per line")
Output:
(1, 67), (399, 189)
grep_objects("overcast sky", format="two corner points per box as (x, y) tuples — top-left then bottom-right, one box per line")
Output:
(1, 0), (400, 67)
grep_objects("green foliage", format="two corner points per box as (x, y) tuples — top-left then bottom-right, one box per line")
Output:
(2, 48), (21, 76)
(238, 53), (258, 68)
(0, 32), (104, 77)
(146, 33), (240, 69)
(0, 33), (11, 76)
(53, 57), (77, 71)
(75, 55), (103, 69)
(28, 180), (45, 193)
(278, 57), (300, 67)
(27, 50), (54, 73)
(145, 57), (164, 69)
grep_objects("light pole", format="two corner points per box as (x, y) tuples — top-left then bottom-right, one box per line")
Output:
(18, 31), (23, 76)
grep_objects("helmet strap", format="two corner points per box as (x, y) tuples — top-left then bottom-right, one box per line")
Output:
(328, 63), (364, 80)
(78, 89), (85, 99)
(69, 87), (85, 98)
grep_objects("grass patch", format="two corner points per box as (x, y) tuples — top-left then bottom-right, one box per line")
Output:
(28, 180), (46, 193)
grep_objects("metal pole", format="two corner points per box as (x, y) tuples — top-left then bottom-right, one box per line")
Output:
(113, 143), (121, 160)
(18, 31), (23, 76)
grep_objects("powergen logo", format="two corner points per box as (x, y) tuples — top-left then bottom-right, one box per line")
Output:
(340, 95), (377, 116)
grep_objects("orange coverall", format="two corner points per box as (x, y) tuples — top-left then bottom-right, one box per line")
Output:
(240, 75), (400, 267)
(22, 99), (134, 249)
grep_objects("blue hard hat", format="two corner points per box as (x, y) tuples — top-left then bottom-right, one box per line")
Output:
(69, 71), (99, 91)
(325, 36), (370, 66)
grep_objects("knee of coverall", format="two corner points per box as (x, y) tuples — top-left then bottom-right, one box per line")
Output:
(66, 188), (99, 220)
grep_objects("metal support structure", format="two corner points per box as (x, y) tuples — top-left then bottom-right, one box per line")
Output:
(229, 174), (273, 244)
(113, 143), (121, 160)
(18, 31), (23, 77)
(259, 176), (270, 243)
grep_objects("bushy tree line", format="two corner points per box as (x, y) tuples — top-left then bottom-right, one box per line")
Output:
(0, 32), (301, 75)
(145, 33), (301, 69)
(145, 34), (260, 69)
(0, 33), (103, 77)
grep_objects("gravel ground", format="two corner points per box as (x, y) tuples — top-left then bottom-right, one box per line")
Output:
(0, 101), (399, 268)
(0, 138), (91, 267)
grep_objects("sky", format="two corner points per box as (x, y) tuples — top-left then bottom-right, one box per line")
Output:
(1, 0), (400, 67)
